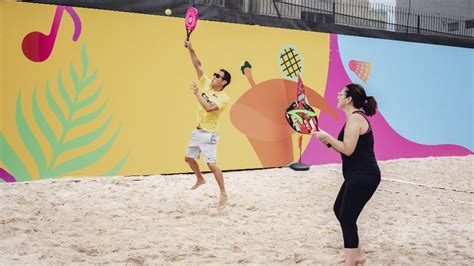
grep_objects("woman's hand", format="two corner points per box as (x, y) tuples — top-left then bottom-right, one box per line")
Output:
(312, 129), (331, 146)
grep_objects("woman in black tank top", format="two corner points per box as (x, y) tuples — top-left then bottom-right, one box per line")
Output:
(313, 84), (381, 266)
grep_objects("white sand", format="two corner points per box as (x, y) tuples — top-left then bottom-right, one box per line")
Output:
(1, 156), (473, 264)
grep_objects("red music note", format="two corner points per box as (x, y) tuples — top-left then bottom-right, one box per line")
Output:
(22, 6), (82, 62)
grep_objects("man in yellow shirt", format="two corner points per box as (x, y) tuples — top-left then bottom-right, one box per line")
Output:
(184, 40), (231, 207)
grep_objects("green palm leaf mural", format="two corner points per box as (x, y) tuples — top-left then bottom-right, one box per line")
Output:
(1, 43), (128, 181)
(0, 132), (30, 182)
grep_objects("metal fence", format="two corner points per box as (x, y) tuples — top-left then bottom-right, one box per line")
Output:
(19, 0), (474, 39)
(189, 0), (474, 39)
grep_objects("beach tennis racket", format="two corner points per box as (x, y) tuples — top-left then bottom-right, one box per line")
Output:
(285, 75), (332, 147)
(285, 100), (319, 134)
(185, 7), (198, 44)
(285, 75), (317, 134)
(285, 102), (331, 147)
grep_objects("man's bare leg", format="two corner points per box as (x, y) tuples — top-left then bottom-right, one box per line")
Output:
(207, 163), (227, 206)
(185, 157), (206, 189)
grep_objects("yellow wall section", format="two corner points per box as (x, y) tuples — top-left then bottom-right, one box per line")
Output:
(1, 1), (4, 137)
(1, 2), (329, 178)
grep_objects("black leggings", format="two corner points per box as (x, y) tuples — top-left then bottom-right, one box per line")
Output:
(334, 180), (380, 248)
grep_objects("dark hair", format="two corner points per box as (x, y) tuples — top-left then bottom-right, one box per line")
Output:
(345, 83), (378, 116)
(220, 69), (231, 89)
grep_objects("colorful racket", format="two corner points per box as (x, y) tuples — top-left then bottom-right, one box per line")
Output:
(285, 75), (331, 147)
(285, 100), (318, 134)
(285, 76), (318, 134)
(185, 7), (198, 42)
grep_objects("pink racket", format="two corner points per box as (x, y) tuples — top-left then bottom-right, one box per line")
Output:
(185, 7), (198, 42)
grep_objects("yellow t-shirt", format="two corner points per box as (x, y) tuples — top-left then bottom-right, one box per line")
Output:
(196, 75), (230, 132)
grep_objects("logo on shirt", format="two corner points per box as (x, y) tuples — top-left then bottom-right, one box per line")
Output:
(202, 92), (211, 103)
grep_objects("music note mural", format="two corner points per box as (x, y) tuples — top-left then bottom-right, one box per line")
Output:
(22, 6), (82, 62)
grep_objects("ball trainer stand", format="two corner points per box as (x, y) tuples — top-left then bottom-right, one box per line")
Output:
(289, 135), (310, 171)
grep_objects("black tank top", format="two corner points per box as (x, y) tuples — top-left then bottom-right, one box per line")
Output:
(337, 111), (380, 180)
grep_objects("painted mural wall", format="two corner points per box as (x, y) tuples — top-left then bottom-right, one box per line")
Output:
(1, 2), (472, 182)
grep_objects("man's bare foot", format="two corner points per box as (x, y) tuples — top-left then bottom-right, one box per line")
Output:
(218, 193), (228, 207)
(191, 179), (206, 190)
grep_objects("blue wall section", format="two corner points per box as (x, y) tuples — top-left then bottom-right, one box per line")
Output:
(339, 35), (473, 150)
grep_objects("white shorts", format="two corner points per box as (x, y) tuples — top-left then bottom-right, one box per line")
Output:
(185, 129), (220, 163)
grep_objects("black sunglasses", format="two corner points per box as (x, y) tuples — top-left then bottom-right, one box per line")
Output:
(213, 72), (223, 79)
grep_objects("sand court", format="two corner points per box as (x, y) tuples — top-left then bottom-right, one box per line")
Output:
(1, 155), (472, 264)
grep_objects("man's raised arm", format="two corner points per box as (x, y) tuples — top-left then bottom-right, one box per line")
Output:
(185, 41), (204, 79)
